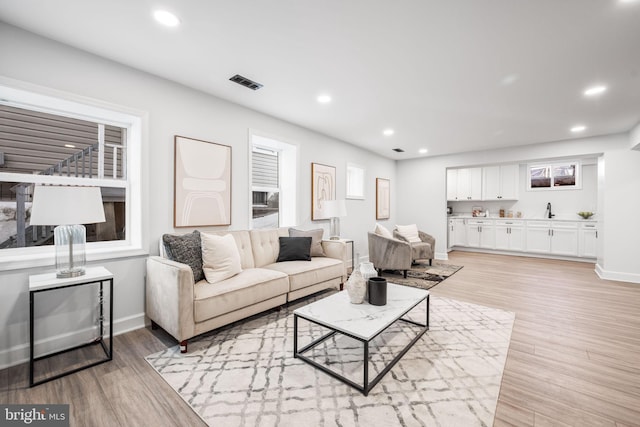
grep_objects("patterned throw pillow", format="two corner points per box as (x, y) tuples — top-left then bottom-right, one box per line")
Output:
(162, 230), (205, 282)
(288, 228), (325, 257)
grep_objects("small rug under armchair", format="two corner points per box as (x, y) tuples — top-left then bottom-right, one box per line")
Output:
(380, 261), (462, 290)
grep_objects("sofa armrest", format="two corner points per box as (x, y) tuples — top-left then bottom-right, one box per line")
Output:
(146, 256), (196, 342)
(418, 231), (436, 249)
(368, 232), (412, 271)
(321, 239), (347, 280)
(321, 239), (346, 260)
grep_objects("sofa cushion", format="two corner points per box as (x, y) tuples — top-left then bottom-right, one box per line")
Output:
(201, 233), (243, 284)
(162, 230), (204, 282)
(195, 230), (255, 269)
(289, 228), (325, 257)
(264, 257), (344, 292)
(396, 224), (421, 243)
(193, 268), (289, 322)
(277, 237), (312, 262)
(374, 223), (393, 239)
(250, 228), (287, 267)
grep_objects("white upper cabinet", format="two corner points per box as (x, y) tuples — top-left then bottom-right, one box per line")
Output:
(447, 167), (482, 201)
(482, 164), (519, 200)
(446, 169), (458, 201)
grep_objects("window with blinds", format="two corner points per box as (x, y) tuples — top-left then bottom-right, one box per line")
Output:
(251, 147), (279, 229)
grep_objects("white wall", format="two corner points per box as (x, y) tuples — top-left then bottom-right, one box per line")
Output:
(449, 163), (598, 219)
(396, 133), (640, 283)
(0, 23), (395, 367)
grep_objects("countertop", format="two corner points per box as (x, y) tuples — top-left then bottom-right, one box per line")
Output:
(448, 215), (596, 222)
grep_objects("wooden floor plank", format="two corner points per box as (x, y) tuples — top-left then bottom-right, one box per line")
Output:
(1, 251), (639, 426)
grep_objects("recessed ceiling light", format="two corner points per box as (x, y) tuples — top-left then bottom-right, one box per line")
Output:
(64, 144), (76, 148)
(418, 148), (428, 154)
(383, 129), (394, 136)
(583, 85), (607, 96)
(619, 0), (639, 3)
(317, 95), (332, 104)
(153, 10), (180, 27)
(571, 125), (586, 133)
(500, 74), (519, 86)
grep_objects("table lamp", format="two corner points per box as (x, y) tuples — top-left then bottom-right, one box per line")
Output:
(30, 185), (106, 278)
(323, 199), (347, 240)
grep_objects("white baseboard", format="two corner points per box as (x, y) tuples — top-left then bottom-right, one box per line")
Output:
(0, 312), (146, 370)
(435, 251), (449, 261)
(595, 264), (640, 284)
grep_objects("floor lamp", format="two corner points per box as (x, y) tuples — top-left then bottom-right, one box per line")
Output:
(30, 185), (106, 278)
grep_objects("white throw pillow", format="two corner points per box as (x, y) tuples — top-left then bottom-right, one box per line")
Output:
(374, 223), (393, 239)
(201, 233), (242, 284)
(396, 224), (421, 243)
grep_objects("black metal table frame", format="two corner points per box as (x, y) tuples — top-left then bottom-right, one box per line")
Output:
(293, 294), (429, 396)
(30, 277), (113, 387)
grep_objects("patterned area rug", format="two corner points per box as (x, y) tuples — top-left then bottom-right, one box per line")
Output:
(146, 292), (513, 427)
(383, 261), (463, 290)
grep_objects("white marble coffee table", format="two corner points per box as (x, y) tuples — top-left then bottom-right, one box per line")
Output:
(293, 283), (429, 395)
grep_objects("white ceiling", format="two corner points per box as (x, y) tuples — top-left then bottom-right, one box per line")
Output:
(1, 0), (639, 159)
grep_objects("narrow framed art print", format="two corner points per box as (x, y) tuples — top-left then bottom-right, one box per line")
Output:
(376, 178), (390, 220)
(311, 162), (336, 220)
(174, 135), (232, 227)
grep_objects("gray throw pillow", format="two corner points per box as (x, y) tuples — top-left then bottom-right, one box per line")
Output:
(162, 230), (205, 282)
(277, 237), (312, 262)
(289, 228), (325, 257)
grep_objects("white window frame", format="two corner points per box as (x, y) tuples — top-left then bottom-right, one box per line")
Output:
(248, 130), (297, 228)
(527, 160), (582, 191)
(0, 80), (146, 271)
(346, 162), (365, 200)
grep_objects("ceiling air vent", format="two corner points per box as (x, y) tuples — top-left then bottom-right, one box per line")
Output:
(392, 148), (405, 153)
(229, 74), (263, 90)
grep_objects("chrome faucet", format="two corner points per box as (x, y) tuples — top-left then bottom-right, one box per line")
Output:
(545, 202), (555, 219)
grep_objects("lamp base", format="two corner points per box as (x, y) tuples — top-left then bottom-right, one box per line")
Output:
(329, 217), (341, 241)
(56, 269), (86, 279)
(54, 224), (87, 279)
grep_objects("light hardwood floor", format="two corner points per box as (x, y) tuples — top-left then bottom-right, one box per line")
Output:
(1, 251), (639, 426)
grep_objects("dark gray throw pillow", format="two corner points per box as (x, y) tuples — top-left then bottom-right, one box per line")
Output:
(277, 236), (312, 262)
(162, 230), (205, 282)
(288, 228), (325, 257)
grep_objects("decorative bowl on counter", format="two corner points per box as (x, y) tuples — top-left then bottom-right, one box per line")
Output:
(577, 211), (594, 219)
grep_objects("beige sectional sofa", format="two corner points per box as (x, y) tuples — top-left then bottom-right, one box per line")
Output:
(146, 228), (346, 352)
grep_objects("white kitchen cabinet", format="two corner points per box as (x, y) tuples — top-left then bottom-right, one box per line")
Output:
(447, 168), (482, 201)
(525, 221), (578, 256)
(482, 164), (519, 201)
(525, 221), (551, 253)
(579, 222), (598, 258)
(446, 169), (458, 201)
(495, 220), (524, 251)
(466, 219), (495, 249)
(551, 222), (579, 256)
(448, 218), (467, 248)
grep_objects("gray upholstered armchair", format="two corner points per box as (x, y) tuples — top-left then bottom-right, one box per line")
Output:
(367, 229), (435, 278)
(394, 229), (435, 266)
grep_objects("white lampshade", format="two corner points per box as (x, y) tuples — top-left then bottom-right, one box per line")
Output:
(30, 185), (106, 226)
(30, 185), (106, 278)
(323, 199), (347, 218)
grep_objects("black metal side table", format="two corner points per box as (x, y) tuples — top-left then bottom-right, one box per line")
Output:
(29, 266), (113, 387)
